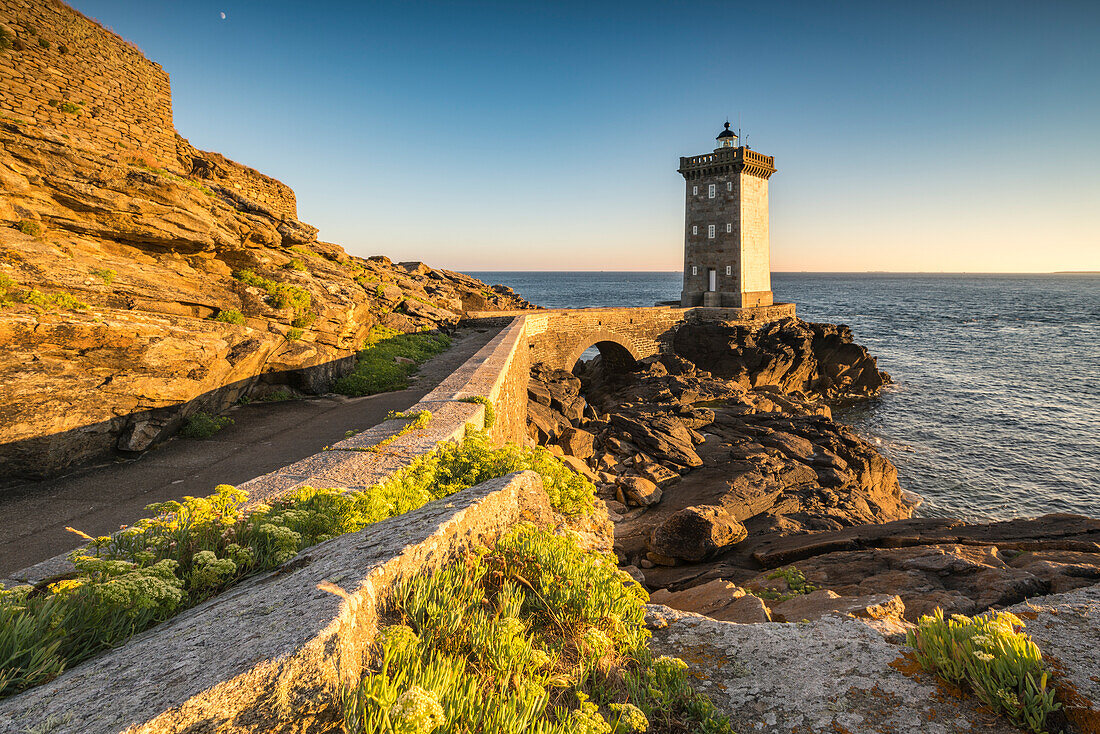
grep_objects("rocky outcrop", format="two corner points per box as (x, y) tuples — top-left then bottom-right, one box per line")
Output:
(0, 119), (532, 479)
(739, 514), (1100, 622)
(544, 346), (912, 577)
(524, 317), (1100, 634)
(672, 317), (890, 401)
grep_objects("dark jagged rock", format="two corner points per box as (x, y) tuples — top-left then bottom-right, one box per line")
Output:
(525, 316), (1099, 628)
(672, 317), (890, 401)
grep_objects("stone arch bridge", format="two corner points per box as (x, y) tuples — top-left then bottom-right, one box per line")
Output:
(464, 304), (796, 373)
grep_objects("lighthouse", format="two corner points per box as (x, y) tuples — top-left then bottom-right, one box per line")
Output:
(678, 123), (777, 308)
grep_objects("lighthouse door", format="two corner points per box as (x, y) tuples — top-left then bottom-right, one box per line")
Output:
(708, 268), (716, 291)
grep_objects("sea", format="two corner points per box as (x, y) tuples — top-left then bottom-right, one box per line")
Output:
(470, 272), (1100, 521)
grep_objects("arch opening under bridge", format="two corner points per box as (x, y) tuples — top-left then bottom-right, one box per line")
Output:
(562, 329), (641, 374)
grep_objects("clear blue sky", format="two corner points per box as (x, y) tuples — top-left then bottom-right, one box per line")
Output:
(72, 0), (1100, 272)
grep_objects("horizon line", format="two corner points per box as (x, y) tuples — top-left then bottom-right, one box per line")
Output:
(460, 269), (1100, 275)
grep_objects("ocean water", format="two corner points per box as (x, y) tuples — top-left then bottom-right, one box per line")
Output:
(471, 271), (1100, 521)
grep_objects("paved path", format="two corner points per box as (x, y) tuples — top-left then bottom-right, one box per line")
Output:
(0, 326), (502, 576)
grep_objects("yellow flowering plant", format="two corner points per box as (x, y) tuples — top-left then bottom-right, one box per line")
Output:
(0, 430), (599, 701)
(341, 524), (735, 733)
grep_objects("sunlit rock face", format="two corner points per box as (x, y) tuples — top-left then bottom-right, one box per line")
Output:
(0, 121), (532, 480)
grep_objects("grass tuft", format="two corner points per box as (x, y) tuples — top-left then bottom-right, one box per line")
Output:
(0, 275), (89, 311)
(16, 220), (41, 237)
(233, 269), (311, 322)
(212, 309), (246, 326)
(180, 412), (234, 439)
(348, 410), (433, 453)
(754, 566), (818, 602)
(459, 396), (496, 429)
(91, 268), (116, 285)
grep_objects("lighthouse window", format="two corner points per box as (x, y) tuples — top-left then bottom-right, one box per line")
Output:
(692, 266), (697, 276)
(727, 182), (732, 191)
(726, 265), (732, 275)
(692, 185), (698, 195)
(708, 225), (715, 239)
(708, 183), (716, 198)
(692, 225), (698, 235)
(726, 223), (732, 233)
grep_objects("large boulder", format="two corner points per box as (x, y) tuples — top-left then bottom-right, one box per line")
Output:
(617, 475), (662, 507)
(558, 427), (595, 459)
(649, 505), (747, 562)
(646, 606), (1029, 734)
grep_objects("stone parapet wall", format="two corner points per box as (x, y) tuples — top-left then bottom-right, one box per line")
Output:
(415, 316), (530, 446)
(0, 0), (174, 164)
(231, 315), (531, 505)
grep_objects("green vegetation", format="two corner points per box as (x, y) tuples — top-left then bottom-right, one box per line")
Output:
(907, 609), (1060, 733)
(289, 245), (315, 259)
(22, 289), (89, 311)
(16, 220), (41, 237)
(0, 26), (12, 51)
(37, 37), (49, 49)
(132, 163), (215, 196)
(179, 412), (234, 439)
(91, 268), (116, 286)
(0, 274), (16, 304)
(291, 312), (315, 328)
(57, 44), (68, 54)
(239, 388), (296, 405)
(349, 410), (433, 453)
(753, 566), (818, 602)
(285, 258), (307, 272)
(57, 101), (79, 114)
(375, 429), (595, 518)
(342, 524), (734, 734)
(286, 327), (304, 341)
(1, 275), (89, 311)
(233, 269), (312, 322)
(334, 328), (451, 397)
(212, 308), (246, 326)
(459, 395), (496, 429)
(0, 430), (596, 699)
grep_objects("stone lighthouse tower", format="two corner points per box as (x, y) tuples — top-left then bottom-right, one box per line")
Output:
(679, 122), (777, 308)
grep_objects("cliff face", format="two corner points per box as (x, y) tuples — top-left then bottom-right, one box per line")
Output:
(0, 119), (530, 479)
(0, 1), (536, 480)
